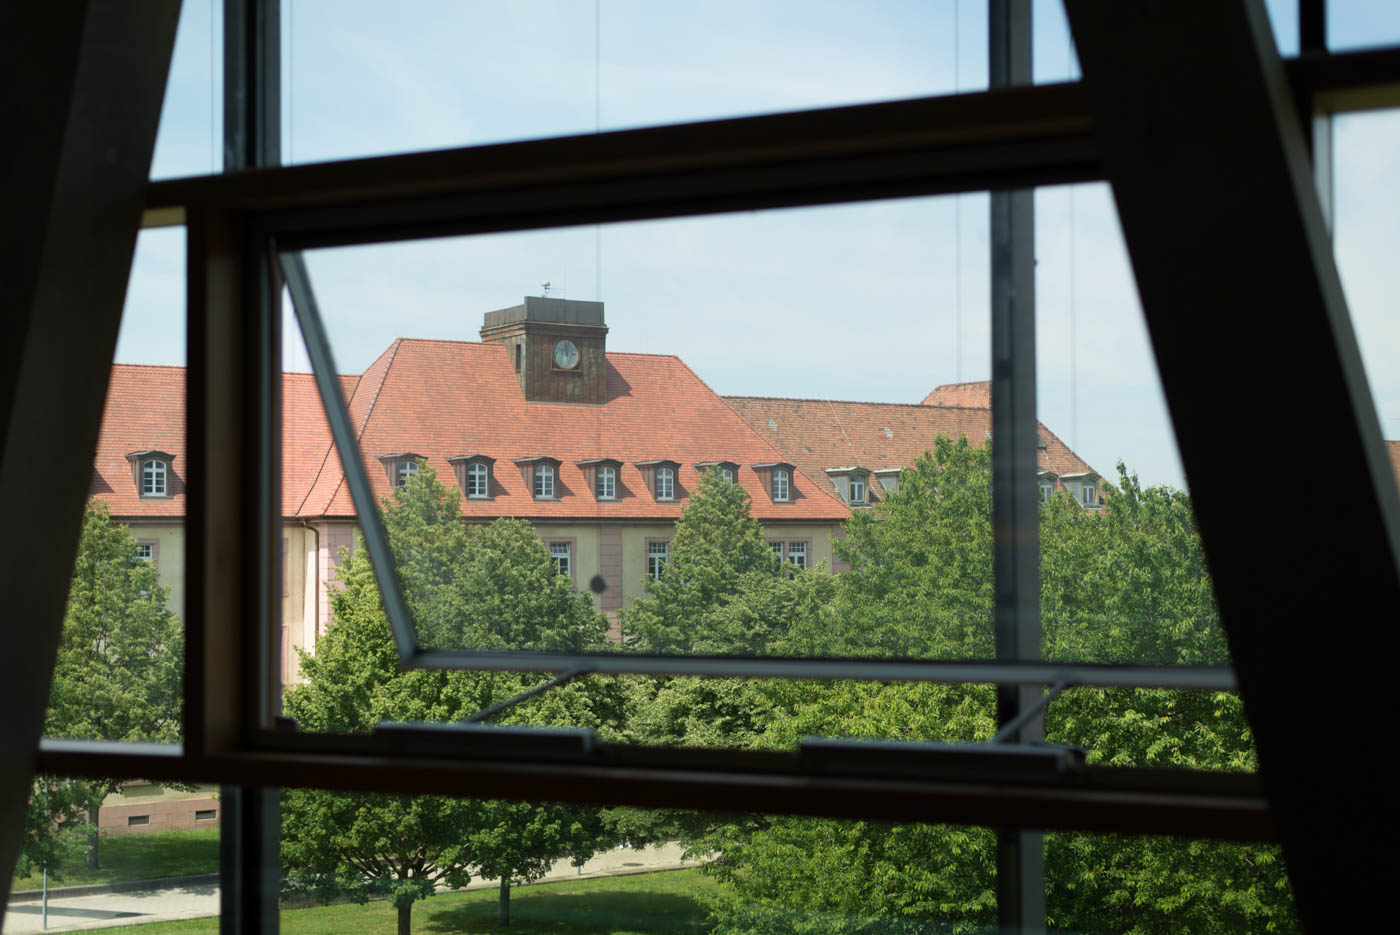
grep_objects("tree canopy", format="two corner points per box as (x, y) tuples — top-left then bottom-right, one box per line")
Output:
(281, 465), (620, 935)
(621, 438), (1295, 934)
(29, 500), (183, 873)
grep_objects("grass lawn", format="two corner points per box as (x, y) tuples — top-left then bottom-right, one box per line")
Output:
(11, 829), (220, 892)
(121, 868), (717, 935)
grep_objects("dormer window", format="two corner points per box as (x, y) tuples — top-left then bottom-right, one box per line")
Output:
(576, 458), (622, 501)
(377, 453), (426, 490)
(1059, 472), (1099, 510)
(448, 455), (495, 499)
(694, 461), (739, 484)
(126, 450), (176, 499)
(824, 466), (873, 506)
(634, 460), (681, 502)
(514, 456), (562, 500)
(753, 462), (796, 503)
(1040, 480), (1054, 504)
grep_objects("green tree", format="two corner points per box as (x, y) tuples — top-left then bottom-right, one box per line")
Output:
(622, 467), (778, 655)
(40, 500), (183, 870)
(636, 440), (1295, 934)
(281, 466), (620, 935)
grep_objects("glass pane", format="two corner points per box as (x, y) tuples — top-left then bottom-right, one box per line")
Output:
(282, 0), (986, 164)
(151, 0), (221, 180)
(1334, 108), (1400, 449)
(9, 774), (219, 931)
(44, 227), (186, 749)
(1329, 1), (1400, 51)
(275, 787), (990, 935)
(288, 195), (996, 668)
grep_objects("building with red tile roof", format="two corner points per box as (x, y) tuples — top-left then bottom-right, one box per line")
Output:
(90, 298), (852, 678)
(723, 393), (1102, 511)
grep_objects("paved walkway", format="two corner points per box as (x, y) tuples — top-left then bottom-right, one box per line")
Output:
(3, 843), (693, 933)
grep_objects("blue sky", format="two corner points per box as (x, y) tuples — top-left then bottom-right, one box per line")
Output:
(119, 1), (1400, 490)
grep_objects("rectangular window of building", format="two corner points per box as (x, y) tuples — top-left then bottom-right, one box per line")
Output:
(534, 464), (554, 498)
(464, 462), (488, 497)
(1082, 484), (1097, 507)
(141, 458), (167, 496)
(597, 465), (616, 499)
(194, 809), (216, 821)
(772, 468), (790, 502)
(137, 543), (155, 561)
(788, 541), (807, 569)
(656, 466), (675, 500)
(1040, 481), (1053, 504)
(396, 460), (419, 487)
(849, 475), (867, 505)
(549, 541), (571, 578)
(647, 541), (669, 580)
(127, 815), (150, 827)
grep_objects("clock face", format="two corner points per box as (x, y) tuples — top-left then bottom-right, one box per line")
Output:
(553, 339), (580, 370)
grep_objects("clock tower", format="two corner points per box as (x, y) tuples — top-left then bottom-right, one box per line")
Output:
(480, 297), (609, 404)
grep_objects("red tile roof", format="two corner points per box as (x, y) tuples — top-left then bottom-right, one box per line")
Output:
(94, 341), (849, 523)
(921, 381), (993, 408)
(722, 395), (1097, 500)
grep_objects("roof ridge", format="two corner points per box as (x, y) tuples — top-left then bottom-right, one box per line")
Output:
(724, 393), (992, 412)
(110, 362), (186, 372)
(931, 380), (990, 389)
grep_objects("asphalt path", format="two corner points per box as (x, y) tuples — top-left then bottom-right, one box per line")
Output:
(3, 843), (693, 934)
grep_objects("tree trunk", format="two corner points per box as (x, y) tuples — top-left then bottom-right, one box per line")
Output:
(498, 875), (511, 926)
(397, 901), (412, 935)
(85, 802), (101, 870)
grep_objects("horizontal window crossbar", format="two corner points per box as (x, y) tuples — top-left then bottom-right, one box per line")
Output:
(406, 650), (1238, 691)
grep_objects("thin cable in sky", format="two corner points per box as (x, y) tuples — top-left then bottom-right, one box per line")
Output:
(210, 0), (216, 173)
(595, 0), (603, 301)
(953, 0), (962, 383)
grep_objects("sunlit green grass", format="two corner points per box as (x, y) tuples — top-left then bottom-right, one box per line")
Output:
(11, 829), (220, 892)
(120, 868), (716, 935)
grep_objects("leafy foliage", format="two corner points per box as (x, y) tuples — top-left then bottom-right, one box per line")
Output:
(621, 438), (1296, 934)
(281, 465), (620, 933)
(31, 500), (184, 873)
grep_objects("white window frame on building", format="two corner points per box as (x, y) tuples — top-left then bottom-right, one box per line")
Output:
(575, 458), (622, 501)
(754, 462), (796, 503)
(825, 466), (873, 506)
(694, 461), (739, 484)
(126, 449), (175, 498)
(136, 540), (157, 562)
(377, 452), (426, 490)
(768, 539), (811, 570)
(1038, 471), (1057, 505)
(514, 456), (562, 500)
(448, 455), (495, 500)
(548, 540), (572, 580)
(646, 539), (670, 580)
(634, 459), (680, 502)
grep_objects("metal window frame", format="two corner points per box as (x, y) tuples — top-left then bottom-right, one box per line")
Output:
(21, 0), (1400, 930)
